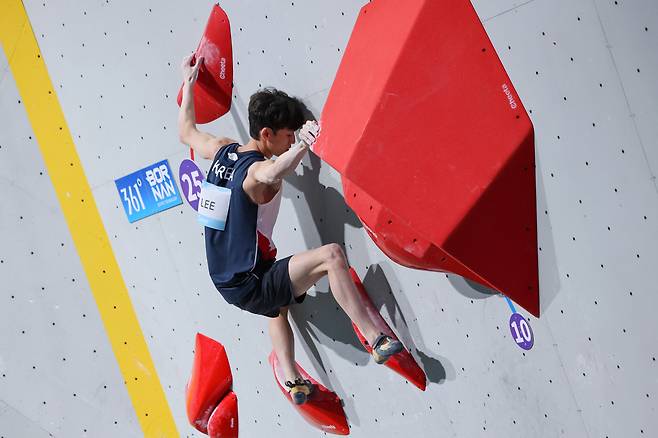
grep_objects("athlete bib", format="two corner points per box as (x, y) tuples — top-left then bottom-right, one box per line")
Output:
(198, 181), (231, 231)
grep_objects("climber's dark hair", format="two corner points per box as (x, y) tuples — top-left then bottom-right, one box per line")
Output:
(248, 88), (306, 139)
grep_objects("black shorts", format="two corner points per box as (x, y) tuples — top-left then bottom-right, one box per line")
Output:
(217, 256), (306, 318)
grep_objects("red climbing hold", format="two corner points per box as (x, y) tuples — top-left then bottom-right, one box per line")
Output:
(186, 333), (237, 435)
(314, 0), (540, 317)
(269, 352), (350, 435)
(177, 4), (233, 124)
(207, 391), (239, 438)
(349, 268), (427, 391)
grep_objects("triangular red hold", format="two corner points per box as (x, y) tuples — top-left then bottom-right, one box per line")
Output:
(314, 0), (540, 316)
(269, 352), (350, 435)
(349, 268), (427, 391)
(186, 333), (234, 434)
(177, 4), (233, 124)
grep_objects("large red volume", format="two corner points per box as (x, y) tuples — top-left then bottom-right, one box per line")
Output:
(269, 352), (350, 435)
(177, 4), (233, 124)
(186, 333), (236, 434)
(314, 0), (540, 316)
(349, 268), (427, 390)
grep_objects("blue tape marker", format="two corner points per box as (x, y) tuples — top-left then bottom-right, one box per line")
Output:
(504, 296), (517, 314)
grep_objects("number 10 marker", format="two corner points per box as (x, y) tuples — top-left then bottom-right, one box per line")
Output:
(509, 312), (534, 350)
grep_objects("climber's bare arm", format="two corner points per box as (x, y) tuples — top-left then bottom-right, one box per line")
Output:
(177, 53), (236, 159)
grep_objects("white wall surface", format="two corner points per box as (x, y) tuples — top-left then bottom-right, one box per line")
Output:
(1, 0), (657, 437)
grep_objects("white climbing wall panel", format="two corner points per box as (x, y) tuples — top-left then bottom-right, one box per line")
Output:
(0, 49), (141, 436)
(1, 0), (656, 437)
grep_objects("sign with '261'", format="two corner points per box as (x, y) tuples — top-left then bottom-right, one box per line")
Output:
(114, 159), (182, 223)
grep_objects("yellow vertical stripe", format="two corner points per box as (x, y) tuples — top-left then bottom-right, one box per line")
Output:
(0, 2), (179, 436)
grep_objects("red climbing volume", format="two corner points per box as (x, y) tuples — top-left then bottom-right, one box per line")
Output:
(314, 0), (540, 316)
(186, 333), (238, 438)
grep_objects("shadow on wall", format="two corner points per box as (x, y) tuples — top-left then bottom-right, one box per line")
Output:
(534, 154), (560, 315)
(361, 264), (451, 386)
(283, 141), (369, 371)
(282, 114), (454, 387)
(372, 263), (460, 386)
(228, 89), (250, 144)
(285, 151), (362, 247)
(290, 263), (454, 388)
(285, 99), (362, 247)
(289, 263), (454, 426)
(448, 275), (499, 299)
(281, 143), (465, 386)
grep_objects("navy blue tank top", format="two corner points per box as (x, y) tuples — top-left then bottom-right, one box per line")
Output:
(205, 143), (279, 290)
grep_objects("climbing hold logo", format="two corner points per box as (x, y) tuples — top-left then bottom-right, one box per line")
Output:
(502, 84), (518, 109)
(219, 57), (227, 80)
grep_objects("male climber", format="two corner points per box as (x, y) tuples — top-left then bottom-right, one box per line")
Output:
(178, 54), (403, 404)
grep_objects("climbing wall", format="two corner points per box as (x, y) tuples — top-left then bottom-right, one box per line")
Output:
(0, 48), (142, 436)
(1, 0), (656, 437)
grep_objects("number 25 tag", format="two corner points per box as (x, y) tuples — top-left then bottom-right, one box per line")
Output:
(179, 159), (205, 211)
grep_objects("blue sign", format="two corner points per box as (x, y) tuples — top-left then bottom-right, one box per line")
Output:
(114, 159), (182, 223)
